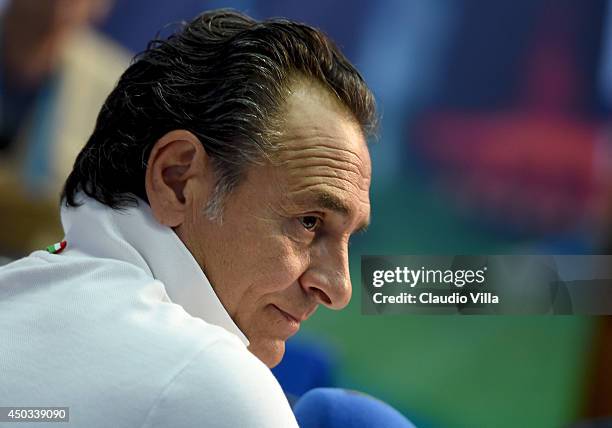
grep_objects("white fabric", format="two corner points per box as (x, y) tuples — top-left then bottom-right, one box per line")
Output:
(0, 195), (299, 428)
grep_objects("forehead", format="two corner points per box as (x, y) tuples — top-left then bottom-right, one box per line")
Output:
(272, 82), (371, 223)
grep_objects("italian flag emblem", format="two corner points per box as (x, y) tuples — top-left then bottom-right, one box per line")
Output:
(46, 240), (67, 254)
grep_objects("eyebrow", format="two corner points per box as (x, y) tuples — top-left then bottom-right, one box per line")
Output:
(309, 190), (370, 233)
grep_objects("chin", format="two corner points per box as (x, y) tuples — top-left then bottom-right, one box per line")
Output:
(248, 338), (286, 368)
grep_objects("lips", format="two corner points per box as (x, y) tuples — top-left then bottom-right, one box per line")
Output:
(277, 307), (299, 322)
(274, 307), (299, 323)
(270, 305), (300, 336)
(274, 304), (316, 323)
(269, 302), (318, 338)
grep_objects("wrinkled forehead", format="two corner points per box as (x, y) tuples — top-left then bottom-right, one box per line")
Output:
(271, 82), (371, 221)
(275, 124), (371, 187)
(276, 80), (371, 178)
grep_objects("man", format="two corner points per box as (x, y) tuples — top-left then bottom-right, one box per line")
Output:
(0, 9), (377, 428)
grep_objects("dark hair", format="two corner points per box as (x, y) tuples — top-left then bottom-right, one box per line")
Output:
(62, 9), (377, 216)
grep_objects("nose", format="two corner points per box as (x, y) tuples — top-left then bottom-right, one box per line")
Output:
(299, 241), (352, 310)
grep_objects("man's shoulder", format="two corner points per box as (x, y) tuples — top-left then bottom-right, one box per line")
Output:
(121, 317), (298, 428)
(0, 249), (151, 289)
(0, 251), (298, 427)
(141, 339), (298, 428)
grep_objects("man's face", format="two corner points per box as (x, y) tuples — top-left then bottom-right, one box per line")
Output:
(176, 82), (371, 367)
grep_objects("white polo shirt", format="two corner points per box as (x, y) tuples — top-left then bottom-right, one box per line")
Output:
(0, 195), (299, 428)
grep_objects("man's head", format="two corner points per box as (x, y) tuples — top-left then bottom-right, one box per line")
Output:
(63, 10), (377, 367)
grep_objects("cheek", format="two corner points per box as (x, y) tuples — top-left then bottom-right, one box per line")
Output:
(247, 235), (308, 294)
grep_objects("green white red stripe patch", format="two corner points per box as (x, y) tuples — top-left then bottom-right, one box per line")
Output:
(46, 240), (67, 254)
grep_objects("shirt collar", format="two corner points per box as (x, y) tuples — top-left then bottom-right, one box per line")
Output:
(60, 194), (249, 347)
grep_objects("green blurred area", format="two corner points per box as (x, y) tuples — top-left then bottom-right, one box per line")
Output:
(301, 179), (595, 428)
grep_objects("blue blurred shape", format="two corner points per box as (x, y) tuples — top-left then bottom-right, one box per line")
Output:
(272, 337), (336, 398)
(294, 388), (416, 428)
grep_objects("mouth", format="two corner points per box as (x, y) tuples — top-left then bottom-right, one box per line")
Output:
(271, 304), (303, 336)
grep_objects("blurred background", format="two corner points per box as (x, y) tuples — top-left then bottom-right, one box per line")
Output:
(1, 0), (611, 427)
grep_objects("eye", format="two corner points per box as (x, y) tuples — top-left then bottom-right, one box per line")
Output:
(299, 216), (320, 231)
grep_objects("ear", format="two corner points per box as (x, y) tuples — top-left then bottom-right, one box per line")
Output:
(145, 130), (212, 227)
